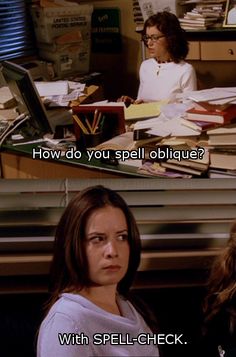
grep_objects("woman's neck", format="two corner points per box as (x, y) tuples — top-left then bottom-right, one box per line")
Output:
(155, 56), (172, 64)
(79, 285), (121, 316)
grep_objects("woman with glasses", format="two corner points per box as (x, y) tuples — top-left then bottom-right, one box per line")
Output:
(119, 11), (197, 106)
(37, 186), (160, 357)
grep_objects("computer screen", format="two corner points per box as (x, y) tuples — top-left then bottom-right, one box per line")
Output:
(0, 61), (53, 135)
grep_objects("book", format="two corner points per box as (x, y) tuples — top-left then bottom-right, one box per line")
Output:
(138, 161), (192, 178)
(94, 132), (134, 151)
(0, 87), (17, 109)
(160, 162), (204, 176)
(166, 158), (209, 171)
(185, 105), (236, 124)
(208, 168), (236, 178)
(180, 118), (217, 132)
(210, 151), (236, 170)
(193, 101), (233, 112)
(159, 135), (209, 151)
(94, 131), (161, 152)
(207, 124), (236, 145)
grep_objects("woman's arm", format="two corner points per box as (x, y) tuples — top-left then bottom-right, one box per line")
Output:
(181, 64), (197, 93)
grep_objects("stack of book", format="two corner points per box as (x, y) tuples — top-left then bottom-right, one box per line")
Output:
(207, 124), (236, 177)
(156, 137), (209, 177)
(138, 161), (193, 178)
(181, 87), (236, 131)
(137, 137), (209, 178)
(184, 103), (236, 126)
(179, 1), (225, 30)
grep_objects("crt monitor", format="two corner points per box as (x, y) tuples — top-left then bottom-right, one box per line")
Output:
(0, 61), (53, 135)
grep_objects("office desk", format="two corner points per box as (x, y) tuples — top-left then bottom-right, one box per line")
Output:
(1, 144), (147, 179)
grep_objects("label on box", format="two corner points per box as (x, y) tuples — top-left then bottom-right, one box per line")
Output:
(31, 5), (93, 44)
(61, 58), (73, 71)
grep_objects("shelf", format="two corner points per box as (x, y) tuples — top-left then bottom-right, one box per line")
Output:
(186, 28), (236, 41)
(136, 24), (236, 40)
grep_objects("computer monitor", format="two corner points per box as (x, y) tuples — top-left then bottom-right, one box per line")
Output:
(0, 61), (53, 135)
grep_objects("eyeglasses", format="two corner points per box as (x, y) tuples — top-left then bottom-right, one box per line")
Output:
(142, 34), (165, 44)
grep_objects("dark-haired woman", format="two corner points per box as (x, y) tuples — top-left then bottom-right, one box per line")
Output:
(202, 222), (236, 356)
(37, 186), (159, 357)
(119, 11), (197, 105)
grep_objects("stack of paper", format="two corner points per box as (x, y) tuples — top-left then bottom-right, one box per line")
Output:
(183, 87), (236, 103)
(35, 80), (86, 107)
(124, 101), (166, 121)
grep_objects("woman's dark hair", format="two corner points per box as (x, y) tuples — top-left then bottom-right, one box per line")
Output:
(49, 185), (141, 307)
(203, 221), (236, 334)
(143, 11), (189, 62)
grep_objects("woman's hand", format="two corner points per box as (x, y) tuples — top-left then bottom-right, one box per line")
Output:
(117, 96), (143, 107)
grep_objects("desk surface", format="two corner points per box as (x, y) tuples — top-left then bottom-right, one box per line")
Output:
(1, 143), (148, 179)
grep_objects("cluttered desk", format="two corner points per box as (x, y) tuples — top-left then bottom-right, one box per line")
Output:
(0, 61), (146, 178)
(1, 61), (236, 179)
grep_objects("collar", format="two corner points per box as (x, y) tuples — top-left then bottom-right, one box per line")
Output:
(156, 59), (172, 64)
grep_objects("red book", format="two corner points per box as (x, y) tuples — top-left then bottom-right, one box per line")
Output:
(185, 105), (236, 124)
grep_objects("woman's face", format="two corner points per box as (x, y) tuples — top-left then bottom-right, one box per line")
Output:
(84, 205), (130, 288)
(145, 26), (170, 61)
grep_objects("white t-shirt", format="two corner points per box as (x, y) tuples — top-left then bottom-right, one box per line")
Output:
(137, 58), (197, 102)
(37, 293), (160, 357)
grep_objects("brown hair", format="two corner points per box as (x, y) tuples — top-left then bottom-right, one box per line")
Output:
(203, 221), (236, 333)
(48, 185), (141, 307)
(143, 11), (189, 63)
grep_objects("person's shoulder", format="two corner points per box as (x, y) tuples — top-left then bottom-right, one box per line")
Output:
(140, 58), (156, 68)
(39, 294), (86, 335)
(45, 293), (86, 322)
(178, 60), (193, 69)
(177, 60), (195, 74)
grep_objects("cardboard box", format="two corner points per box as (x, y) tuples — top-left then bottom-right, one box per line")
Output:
(38, 41), (91, 77)
(31, 4), (93, 44)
